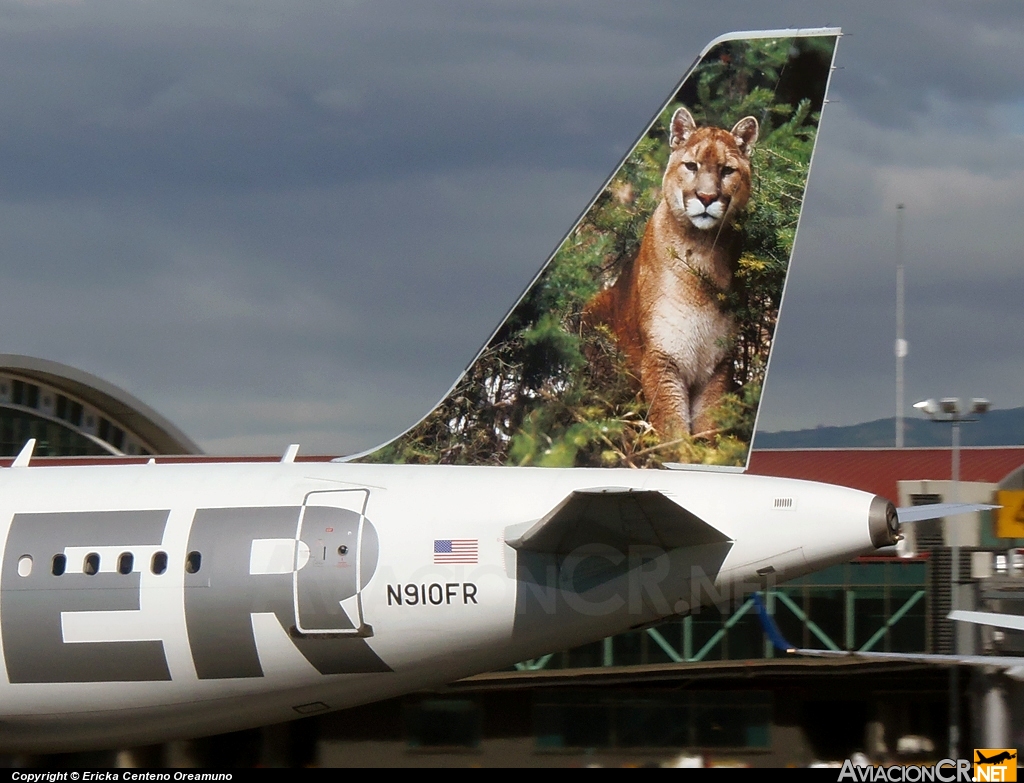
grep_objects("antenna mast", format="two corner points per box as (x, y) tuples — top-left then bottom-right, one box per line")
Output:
(895, 204), (907, 448)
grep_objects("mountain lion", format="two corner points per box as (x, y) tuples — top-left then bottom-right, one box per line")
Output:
(585, 107), (758, 438)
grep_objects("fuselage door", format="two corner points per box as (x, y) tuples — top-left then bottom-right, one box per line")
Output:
(294, 489), (377, 636)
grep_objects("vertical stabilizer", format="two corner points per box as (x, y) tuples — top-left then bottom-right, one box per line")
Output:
(358, 29), (841, 469)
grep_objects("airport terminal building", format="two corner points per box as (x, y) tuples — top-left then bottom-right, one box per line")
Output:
(0, 354), (200, 458)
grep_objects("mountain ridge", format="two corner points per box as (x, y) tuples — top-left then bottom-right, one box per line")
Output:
(754, 406), (1024, 449)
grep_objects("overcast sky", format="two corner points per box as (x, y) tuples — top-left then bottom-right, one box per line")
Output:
(0, 1), (1021, 455)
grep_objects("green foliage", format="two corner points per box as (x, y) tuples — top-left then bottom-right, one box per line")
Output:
(363, 36), (835, 468)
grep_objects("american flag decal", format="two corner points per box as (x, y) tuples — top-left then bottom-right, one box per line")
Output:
(434, 539), (478, 564)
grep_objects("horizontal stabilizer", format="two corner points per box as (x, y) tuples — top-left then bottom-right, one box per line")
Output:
(896, 503), (998, 523)
(506, 488), (730, 555)
(782, 647), (1024, 679)
(757, 592), (1024, 677)
(950, 609), (1024, 632)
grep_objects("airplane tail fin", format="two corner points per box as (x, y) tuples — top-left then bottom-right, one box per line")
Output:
(356, 29), (841, 469)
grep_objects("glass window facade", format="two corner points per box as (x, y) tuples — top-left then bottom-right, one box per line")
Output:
(0, 370), (164, 456)
(0, 408), (111, 457)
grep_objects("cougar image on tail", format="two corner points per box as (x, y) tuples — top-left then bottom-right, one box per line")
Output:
(585, 106), (758, 438)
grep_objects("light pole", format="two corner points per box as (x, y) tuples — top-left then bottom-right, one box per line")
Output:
(913, 396), (991, 759)
(895, 204), (907, 448)
(913, 397), (992, 503)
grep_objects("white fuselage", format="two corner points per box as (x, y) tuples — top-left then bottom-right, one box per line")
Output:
(0, 460), (882, 751)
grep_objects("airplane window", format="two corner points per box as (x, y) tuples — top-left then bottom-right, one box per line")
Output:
(118, 552), (134, 575)
(84, 553), (100, 576)
(51, 554), (66, 576)
(151, 551), (168, 576)
(17, 555), (32, 578)
(185, 551), (202, 574)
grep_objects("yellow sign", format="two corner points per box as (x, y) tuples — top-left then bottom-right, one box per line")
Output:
(975, 748), (1018, 781)
(997, 491), (1024, 539)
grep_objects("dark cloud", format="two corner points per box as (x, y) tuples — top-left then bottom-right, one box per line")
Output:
(0, 0), (1021, 453)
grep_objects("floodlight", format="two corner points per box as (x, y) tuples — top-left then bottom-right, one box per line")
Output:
(970, 398), (991, 415)
(913, 399), (939, 416)
(939, 398), (961, 415)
